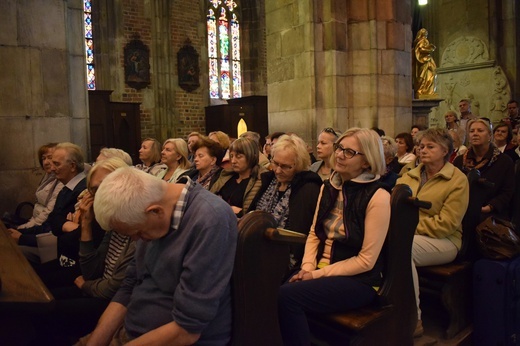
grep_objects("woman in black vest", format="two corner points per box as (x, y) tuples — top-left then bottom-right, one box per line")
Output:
(278, 128), (391, 345)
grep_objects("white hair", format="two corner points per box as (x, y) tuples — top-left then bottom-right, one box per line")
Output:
(94, 167), (166, 230)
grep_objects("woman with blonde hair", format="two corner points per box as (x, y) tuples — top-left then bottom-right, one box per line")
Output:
(310, 127), (339, 181)
(278, 128), (391, 345)
(251, 134), (322, 266)
(445, 110), (465, 145)
(454, 119), (515, 220)
(156, 138), (191, 183)
(135, 138), (165, 176)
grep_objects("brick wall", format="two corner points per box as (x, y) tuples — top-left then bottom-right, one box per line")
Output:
(171, 0), (206, 138)
(120, 0), (154, 138)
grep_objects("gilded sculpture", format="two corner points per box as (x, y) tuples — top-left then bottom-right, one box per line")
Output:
(413, 28), (438, 99)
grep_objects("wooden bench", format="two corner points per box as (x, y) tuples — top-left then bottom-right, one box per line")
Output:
(417, 169), (491, 339)
(231, 185), (430, 345)
(0, 220), (55, 344)
(231, 210), (289, 346)
(301, 184), (429, 345)
(511, 159), (520, 230)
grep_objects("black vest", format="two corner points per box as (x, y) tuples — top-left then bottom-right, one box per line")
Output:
(314, 179), (386, 286)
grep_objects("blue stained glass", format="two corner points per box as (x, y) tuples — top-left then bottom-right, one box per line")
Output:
(85, 13), (92, 39)
(84, 0), (95, 90)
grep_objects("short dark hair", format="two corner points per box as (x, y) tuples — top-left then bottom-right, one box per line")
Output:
(395, 132), (414, 153)
(269, 132), (286, 142)
(191, 136), (225, 165)
(37, 142), (59, 168)
(493, 122), (513, 143)
(371, 127), (385, 137)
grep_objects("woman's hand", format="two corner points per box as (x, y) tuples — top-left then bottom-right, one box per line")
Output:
(7, 228), (22, 242)
(74, 275), (86, 289)
(230, 206), (242, 215)
(481, 205), (493, 214)
(79, 191), (95, 224)
(289, 270), (313, 282)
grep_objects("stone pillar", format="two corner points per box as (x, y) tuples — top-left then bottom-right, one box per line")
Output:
(0, 0), (89, 213)
(266, 0), (413, 144)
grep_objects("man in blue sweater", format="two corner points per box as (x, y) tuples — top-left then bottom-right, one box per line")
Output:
(80, 167), (237, 345)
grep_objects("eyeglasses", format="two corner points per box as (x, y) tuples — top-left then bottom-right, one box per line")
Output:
(323, 127), (339, 137)
(270, 159), (294, 171)
(333, 143), (364, 159)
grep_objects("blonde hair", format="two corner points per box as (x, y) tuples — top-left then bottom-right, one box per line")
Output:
(141, 138), (162, 164)
(334, 128), (385, 176)
(270, 134), (311, 172)
(87, 157), (129, 190)
(98, 148), (133, 165)
(162, 138), (190, 170)
(208, 131), (231, 150)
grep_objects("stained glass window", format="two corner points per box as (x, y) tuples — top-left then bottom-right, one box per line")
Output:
(84, 0), (95, 90)
(207, 0), (241, 99)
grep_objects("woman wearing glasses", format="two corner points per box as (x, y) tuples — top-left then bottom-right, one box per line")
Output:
(310, 128), (339, 181)
(251, 134), (322, 267)
(278, 128), (391, 345)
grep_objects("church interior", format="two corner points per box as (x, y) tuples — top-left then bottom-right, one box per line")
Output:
(1, 0), (518, 211)
(0, 0), (519, 344)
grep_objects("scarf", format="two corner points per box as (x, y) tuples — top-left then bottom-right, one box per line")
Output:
(461, 145), (501, 172)
(197, 165), (220, 190)
(255, 178), (292, 228)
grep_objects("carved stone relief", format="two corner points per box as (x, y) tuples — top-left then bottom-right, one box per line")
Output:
(440, 36), (490, 68)
(428, 37), (511, 127)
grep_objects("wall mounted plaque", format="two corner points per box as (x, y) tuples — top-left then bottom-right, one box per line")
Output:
(124, 36), (151, 90)
(177, 38), (200, 92)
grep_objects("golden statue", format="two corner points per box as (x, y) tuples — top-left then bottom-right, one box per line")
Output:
(413, 28), (438, 99)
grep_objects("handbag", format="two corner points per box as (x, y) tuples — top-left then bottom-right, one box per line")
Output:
(475, 216), (520, 260)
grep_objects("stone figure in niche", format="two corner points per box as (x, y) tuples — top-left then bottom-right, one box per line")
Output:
(490, 94), (507, 121)
(413, 28), (438, 99)
(443, 77), (457, 109)
(466, 93), (480, 117)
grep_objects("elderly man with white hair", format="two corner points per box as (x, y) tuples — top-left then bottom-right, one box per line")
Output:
(78, 168), (237, 345)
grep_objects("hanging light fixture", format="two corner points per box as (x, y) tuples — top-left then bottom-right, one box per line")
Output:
(418, 0), (428, 5)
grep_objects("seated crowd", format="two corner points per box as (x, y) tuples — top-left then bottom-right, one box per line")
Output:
(4, 106), (519, 344)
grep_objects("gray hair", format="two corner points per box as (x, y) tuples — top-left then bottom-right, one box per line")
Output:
(56, 142), (85, 173)
(94, 167), (166, 230)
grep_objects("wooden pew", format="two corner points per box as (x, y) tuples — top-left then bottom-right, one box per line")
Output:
(304, 184), (428, 345)
(0, 220), (55, 344)
(231, 185), (428, 345)
(511, 159), (520, 229)
(417, 169), (491, 339)
(231, 210), (288, 346)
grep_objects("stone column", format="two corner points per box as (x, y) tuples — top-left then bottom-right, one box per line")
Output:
(0, 0), (89, 213)
(266, 0), (413, 143)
